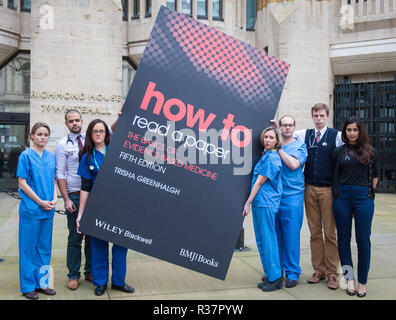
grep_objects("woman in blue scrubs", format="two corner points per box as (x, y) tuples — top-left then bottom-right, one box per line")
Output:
(76, 119), (134, 296)
(17, 122), (57, 300)
(243, 127), (283, 292)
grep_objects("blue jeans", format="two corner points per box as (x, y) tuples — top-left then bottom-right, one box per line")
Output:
(252, 206), (282, 282)
(333, 185), (374, 284)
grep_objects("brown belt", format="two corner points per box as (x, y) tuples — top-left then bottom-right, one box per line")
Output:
(69, 191), (80, 195)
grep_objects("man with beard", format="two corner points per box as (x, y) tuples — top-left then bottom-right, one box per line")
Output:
(55, 109), (92, 290)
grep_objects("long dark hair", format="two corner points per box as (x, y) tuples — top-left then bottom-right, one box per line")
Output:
(79, 119), (111, 160)
(341, 116), (375, 164)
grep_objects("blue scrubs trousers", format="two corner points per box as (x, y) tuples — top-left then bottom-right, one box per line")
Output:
(333, 185), (374, 284)
(252, 206), (282, 282)
(275, 192), (304, 281)
(91, 237), (128, 287)
(19, 217), (53, 293)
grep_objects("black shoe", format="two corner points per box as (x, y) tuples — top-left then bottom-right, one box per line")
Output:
(262, 277), (283, 292)
(111, 283), (134, 293)
(346, 289), (356, 296)
(95, 285), (107, 296)
(258, 276), (269, 289)
(357, 291), (366, 298)
(285, 279), (298, 288)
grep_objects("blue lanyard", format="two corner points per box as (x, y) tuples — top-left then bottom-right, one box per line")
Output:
(92, 146), (107, 171)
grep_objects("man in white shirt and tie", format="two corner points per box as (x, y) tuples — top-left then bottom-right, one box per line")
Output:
(293, 103), (343, 290)
(55, 109), (92, 290)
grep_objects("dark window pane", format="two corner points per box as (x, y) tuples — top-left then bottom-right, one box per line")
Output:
(121, 0), (128, 21)
(197, 0), (207, 18)
(132, 0), (140, 19)
(8, 0), (17, 10)
(146, 0), (151, 17)
(246, 0), (257, 31)
(182, 0), (191, 16)
(21, 0), (31, 12)
(213, 0), (222, 20)
(166, 0), (176, 10)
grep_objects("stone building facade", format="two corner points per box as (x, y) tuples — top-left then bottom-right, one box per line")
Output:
(0, 0), (395, 190)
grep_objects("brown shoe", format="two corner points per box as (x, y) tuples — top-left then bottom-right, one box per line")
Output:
(307, 272), (326, 284)
(67, 278), (79, 290)
(85, 273), (93, 282)
(36, 287), (56, 295)
(23, 291), (39, 300)
(327, 276), (339, 290)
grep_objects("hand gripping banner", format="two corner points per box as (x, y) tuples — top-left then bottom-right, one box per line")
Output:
(79, 6), (290, 280)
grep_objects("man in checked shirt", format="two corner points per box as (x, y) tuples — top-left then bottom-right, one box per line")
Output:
(55, 109), (92, 290)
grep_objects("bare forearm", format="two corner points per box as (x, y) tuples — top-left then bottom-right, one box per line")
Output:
(246, 182), (262, 206)
(53, 179), (57, 201)
(246, 176), (268, 205)
(57, 179), (70, 201)
(278, 149), (300, 170)
(18, 178), (42, 205)
(373, 178), (378, 190)
(78, 190), (90, 216)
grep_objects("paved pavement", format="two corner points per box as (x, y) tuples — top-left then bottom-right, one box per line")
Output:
(0, 192), (396, 300)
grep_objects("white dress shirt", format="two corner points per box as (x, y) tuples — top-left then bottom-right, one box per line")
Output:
(54, 132), (85, 193)
(294, 126), (343, 147)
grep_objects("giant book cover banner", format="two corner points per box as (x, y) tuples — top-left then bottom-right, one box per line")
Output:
(79, 6), (290, 280)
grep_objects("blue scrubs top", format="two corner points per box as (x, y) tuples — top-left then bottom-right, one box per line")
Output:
(251, 150), (283, 209)
(16, 148), (56, 219)
(77, 149), (105, 185)
(281, 139), (308, 196)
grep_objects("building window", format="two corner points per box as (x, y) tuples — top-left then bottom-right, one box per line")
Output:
(145, 0), (152, 17)
(122, 59), (136, 100)
(246, 0), (257, 31)
(121, 0), (128, 21)
(0, 53), (30, 107)
(181, 0), (192, 17)
(132, 0), (140, 19)
(166, 0), (176, 11)
(20, 0), (30, 12)
(8, 0), (17, 10)
(197, 0), (207, 19)
(212, 0), (223, 20)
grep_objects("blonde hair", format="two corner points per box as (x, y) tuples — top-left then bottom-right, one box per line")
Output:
(260, 126), (280, 149)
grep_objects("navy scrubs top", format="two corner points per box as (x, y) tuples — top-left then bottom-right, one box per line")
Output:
(77, 149), (105, 186)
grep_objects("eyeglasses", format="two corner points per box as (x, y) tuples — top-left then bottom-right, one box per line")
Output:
(92, 130), (106, 135)
(281, 123), (295, 128)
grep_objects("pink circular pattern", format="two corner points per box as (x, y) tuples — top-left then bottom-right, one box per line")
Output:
(166, 11), (289, 105)
(144, 7), (289, 110)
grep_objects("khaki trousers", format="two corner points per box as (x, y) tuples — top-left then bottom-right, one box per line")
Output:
(305, 184), (339, 277)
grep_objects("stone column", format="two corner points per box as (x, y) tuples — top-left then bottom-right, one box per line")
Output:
(30, 0), (123, 149)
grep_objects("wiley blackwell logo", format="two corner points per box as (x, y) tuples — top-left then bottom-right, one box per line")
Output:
(179, 248), (219, 268)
